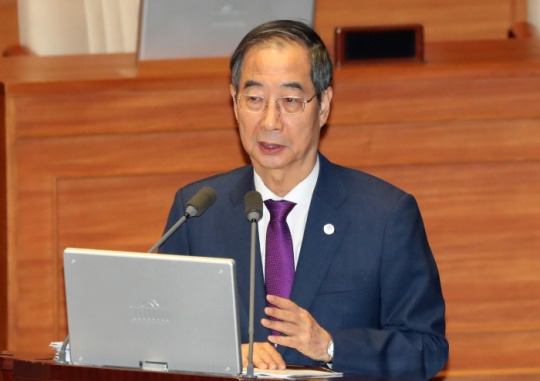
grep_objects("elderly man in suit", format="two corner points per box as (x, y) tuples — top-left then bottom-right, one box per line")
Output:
(160, 19), (448, 380)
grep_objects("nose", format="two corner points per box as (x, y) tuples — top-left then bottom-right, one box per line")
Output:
(260, 101), (282, 131)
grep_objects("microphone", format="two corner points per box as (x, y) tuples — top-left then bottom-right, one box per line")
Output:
(148, 186), (217, 253)
(244, 190), (263, 378)
(184, 186), (217, 217)
(245, 190), (263, 222)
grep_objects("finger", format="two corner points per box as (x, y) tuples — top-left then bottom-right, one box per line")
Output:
(255, 342), (286, 370)
(242, 342), (286, 370)
(266, 294), (300, 312)
(261, 315), (297, 338)
(264, 306), (297, 325)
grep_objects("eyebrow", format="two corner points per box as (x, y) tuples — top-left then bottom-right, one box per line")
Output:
(241, 79), (305, 92)
(242, 79), (262, 91)
(282, 82), (304, 91)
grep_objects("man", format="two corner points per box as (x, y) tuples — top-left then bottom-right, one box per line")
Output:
(160, 20), (448, 380)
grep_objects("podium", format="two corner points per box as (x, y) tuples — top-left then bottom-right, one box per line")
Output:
(0, 353), (411, 381)
(1, 352), (237, 381)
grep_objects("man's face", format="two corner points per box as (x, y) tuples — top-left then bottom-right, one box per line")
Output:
(230, 42), (332, 179)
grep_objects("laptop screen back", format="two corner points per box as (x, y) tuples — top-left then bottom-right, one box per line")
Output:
(63, 247), (242, 376)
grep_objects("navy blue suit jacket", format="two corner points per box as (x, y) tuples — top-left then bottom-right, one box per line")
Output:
(160, 154), (448, 380)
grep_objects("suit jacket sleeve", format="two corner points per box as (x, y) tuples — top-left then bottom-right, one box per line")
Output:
(329, 193), (448, 380)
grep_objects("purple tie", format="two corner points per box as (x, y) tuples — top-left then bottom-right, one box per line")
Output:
(264, 199), (296, 335)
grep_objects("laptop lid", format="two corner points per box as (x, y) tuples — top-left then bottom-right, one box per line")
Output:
(137, 0), (315, 60)
(63, 247), (242, 376)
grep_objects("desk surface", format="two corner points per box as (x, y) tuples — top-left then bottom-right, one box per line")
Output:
(0, 353), (402, 381)
(2, 39), (540, 85)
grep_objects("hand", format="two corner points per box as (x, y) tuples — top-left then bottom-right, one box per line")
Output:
(262, 294), (333, 362)
(241, 342), (286, 370)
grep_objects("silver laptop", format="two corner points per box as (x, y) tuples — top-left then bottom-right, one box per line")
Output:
(137, 0), (315, 60)
(63, 248), (242, 376)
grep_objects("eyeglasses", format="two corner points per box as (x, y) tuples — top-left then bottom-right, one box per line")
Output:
(236, 94), (317, 115)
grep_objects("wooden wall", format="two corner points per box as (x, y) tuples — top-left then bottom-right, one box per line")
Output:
(1, 37), (540, 380)
(314, 0), (528, 51)
(0, 0), (18, 52)
(0, 0), (529, 55)
(0, 0), (539, 379)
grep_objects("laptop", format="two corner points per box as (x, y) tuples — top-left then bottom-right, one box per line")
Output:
(137, 0), (315, 60)
(63, 247), (242, 376)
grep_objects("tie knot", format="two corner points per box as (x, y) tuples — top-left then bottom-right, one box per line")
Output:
(264, 200), (296, 222)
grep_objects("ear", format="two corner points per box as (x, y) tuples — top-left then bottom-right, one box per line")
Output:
(318, 86), (333, 127)
(230, 84), (239, 121)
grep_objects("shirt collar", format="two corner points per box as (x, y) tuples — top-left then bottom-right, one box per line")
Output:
(254, 156), (320, 205)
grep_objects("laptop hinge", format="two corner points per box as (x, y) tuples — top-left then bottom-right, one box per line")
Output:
(140, 360), (168, 372)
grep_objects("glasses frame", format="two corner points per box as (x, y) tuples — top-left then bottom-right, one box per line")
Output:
(236, 93), (317, 115)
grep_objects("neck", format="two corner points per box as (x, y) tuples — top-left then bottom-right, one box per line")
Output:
(255, 156), (317, 198)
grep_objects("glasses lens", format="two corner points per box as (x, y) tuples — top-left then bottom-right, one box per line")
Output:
(241, 95), (265, 112)
(278, 97), (304, 114)
(239, 95), (309, 114)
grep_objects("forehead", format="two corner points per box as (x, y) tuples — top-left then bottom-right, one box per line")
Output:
(239, 41), (312, 90)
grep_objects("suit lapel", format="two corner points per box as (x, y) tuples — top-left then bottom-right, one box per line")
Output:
(290, 155), (350, 310)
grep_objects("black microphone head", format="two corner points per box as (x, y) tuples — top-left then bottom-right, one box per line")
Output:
(185, 186), (217, 217)
(244, 190), (263, 222)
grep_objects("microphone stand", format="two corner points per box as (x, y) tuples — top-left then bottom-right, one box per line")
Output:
(243, 190), (262, 378)
(245, 216), (257, 378)
(147, 213), (188, 253)
(57, 334), (70, 364)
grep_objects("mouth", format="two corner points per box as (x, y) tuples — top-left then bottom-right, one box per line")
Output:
(258, 141), (285, 154)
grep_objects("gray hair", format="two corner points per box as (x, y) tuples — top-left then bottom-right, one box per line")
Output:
(230, 19), (333, 101)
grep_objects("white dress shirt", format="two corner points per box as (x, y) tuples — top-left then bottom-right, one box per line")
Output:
(254, 157), (320, 277)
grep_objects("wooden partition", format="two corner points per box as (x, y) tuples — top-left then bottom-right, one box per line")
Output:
(1, 39), (540, 380)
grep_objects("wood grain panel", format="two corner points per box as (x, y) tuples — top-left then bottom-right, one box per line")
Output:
(53, 172), (225, 340)
(314, 0), (526, 53)
(360, 162), (540, 332)
(436, 375), (540, 381)
(319, 118), (540, 166)
(331, 74), (540, 126)
(2, 38), (540, 380)
(10, 125), (250, 348)
(443, 331), (540, 376)
(0, 0), (18, 53)
(12, 77), (235, 138)
(0, 83), (7, 350)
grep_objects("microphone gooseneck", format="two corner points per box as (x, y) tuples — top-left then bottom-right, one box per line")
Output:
(148, 186), (217, 253)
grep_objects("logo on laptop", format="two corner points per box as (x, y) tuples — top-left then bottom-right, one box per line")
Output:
(130, 299), (170, 324)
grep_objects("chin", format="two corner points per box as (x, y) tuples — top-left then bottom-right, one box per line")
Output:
(253, 156), (292, 171)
